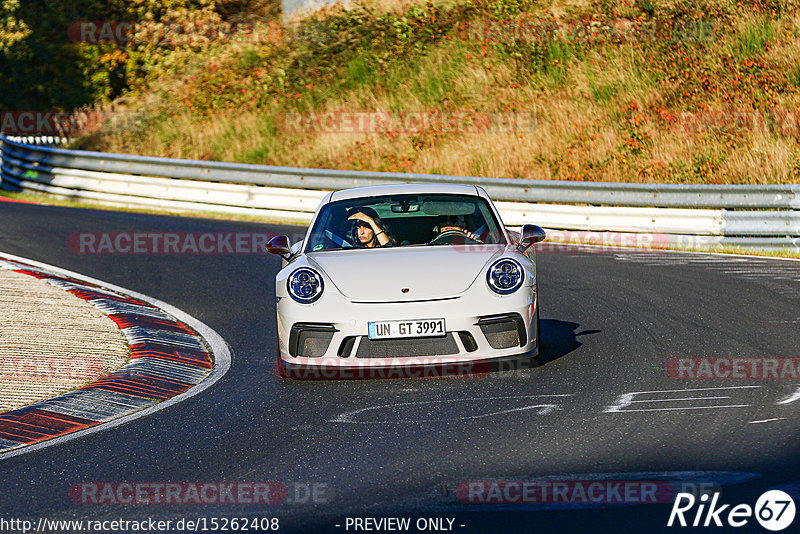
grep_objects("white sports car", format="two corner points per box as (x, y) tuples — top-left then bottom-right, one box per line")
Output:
(266, 183), (545, 379)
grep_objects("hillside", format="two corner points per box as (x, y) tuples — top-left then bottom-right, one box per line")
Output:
(75, 0), (800, 184)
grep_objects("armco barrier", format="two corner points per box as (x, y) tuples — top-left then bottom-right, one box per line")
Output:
(1, 135), (798, 251)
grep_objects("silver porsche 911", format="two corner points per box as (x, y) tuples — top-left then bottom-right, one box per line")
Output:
(266, 183), (545, 379)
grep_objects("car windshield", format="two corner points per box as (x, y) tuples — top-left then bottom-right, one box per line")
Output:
(304, 193), (507, 252)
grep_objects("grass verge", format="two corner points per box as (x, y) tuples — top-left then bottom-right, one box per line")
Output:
(72, 0), (800, 185)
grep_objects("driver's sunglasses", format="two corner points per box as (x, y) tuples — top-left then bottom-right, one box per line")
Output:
(354, 221), (372, 229)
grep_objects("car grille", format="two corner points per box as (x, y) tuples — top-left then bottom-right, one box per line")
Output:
(354, 334), (460, 358)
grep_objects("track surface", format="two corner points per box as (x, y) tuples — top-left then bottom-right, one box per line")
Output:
(1, 202), (799, 533)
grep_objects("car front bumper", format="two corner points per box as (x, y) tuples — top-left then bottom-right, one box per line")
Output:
(275, 284), (538, 379)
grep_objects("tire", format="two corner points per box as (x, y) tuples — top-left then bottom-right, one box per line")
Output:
(276, 329), (287, 378)
(536, 304), (541, 346)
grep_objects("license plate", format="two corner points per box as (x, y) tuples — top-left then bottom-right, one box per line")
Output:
(368, 318), (446, 340)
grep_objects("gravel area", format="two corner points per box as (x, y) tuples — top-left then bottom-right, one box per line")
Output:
(0, 269), (130, 412)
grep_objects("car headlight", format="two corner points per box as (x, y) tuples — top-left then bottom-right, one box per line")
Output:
(288, 268), (324, 303)
(487, 258), (524, 295)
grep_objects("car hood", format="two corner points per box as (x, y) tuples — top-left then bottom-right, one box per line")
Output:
(307, 245), (507, 302)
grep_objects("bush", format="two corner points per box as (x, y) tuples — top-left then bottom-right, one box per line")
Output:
(0, 0), (280, 110)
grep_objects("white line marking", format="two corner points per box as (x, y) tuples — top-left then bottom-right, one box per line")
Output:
(456, 404), (560, 419)
(624, 386), (760, 395)
(605, 386), (760, 413)
(629, 396), (731, 403)
(747, 418), (786, 424)
(330, 395), (573, 423)
(0, 251), (232, 460)
(778, 386), (800, 405)
(611, 405), (750, 413)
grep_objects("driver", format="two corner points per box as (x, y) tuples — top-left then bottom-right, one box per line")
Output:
(347, 207), (394, 248)
(434, 214), (481, 242)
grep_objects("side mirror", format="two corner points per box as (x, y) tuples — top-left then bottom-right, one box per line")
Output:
(265, 235), (293, 260)
(518, 224), (546, 251)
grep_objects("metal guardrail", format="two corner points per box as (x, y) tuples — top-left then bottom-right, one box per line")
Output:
(1, 135), (798, 251)
(2, 137), (798, 209)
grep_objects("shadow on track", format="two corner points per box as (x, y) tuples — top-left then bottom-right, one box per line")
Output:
(485, 319), (599, 372)
(537, 319), (600, 365)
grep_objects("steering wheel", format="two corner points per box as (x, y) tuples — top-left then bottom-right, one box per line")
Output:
(428, 229), (484, 245)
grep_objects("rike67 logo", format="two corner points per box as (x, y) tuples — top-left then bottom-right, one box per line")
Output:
(668, 490), (795, 531)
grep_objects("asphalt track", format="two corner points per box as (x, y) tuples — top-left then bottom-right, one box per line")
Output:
(1, 201), (799, 533)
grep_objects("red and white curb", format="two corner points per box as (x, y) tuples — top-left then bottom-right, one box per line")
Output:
(0, 196), (38, 204)
(0, 252), (231, 458)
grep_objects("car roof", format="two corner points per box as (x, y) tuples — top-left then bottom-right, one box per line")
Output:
(328, 183), (481, 203)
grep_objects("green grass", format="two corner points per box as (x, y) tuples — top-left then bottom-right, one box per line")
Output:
(346, 56), (375, 88)
(732, 20), (775, 57)
(589, 79), (618, 103)
(788, 64), (800, 88)
(637, 0), (656, 17)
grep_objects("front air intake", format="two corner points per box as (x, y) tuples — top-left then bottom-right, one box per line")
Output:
(289, 323), (336, 357)
(477, 313), (526, 350)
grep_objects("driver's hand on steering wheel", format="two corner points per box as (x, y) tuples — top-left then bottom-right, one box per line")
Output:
(440, 225), (480, 242)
